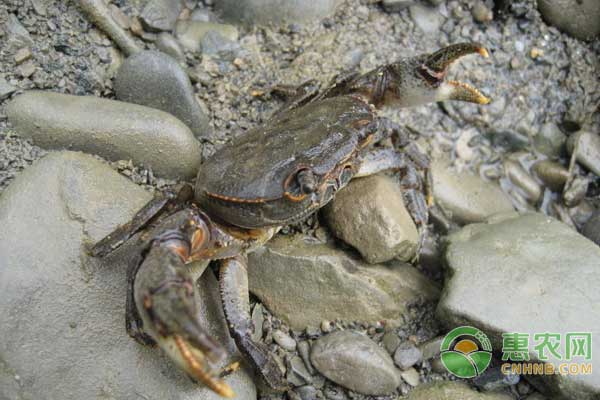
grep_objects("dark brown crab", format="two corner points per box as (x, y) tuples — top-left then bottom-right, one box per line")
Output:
(91, 42), (489, 397)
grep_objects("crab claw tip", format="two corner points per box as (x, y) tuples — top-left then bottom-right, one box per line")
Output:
(478, 47), (489, 58)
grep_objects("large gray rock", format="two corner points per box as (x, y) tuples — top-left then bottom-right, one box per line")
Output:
(323, 174), (419, 264)
(214, 0), (340, 25)
(567, 130), (600, 177)
(0, 151), (255, 400)
(6, 91), (202, 179)
(538, 0), (600, 41)
(310, 331), (400, 395)
(114, 51), (212, 141)
(247, 234), (439, 329)
(403, 381), (513, 400)
(432, 157), (514, 224)
(438, 212), (600, 399)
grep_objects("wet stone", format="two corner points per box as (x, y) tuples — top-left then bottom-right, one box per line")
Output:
(531, 160), (569, 192)
(248, 234), (439, 329)
(114, 51), (212, 141)
(310, 331), (400, 395)
(6, 91), (201, 179)
(582, 210), (600, 246)
(432, 157), (514, 224)
(323, 174), (419, 263)
(393, 341), (423, 370)
(140, 0), (182, 32)
(287, 355), (312, 386)
(382, 332), (401, 355)
(0, 152), (256, 400)
(503, 159), (542, 204)
(438, 212), (600, 399)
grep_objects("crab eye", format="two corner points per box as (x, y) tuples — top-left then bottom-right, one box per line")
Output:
(284, 167), (317, 201)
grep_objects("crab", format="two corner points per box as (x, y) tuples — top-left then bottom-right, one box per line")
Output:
(91, 42), (490, 398)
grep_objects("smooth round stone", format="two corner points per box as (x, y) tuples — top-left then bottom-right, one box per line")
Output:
(0, 151), (256, 400)
(273, 329), (297, 351)
(6, 91), (202, 179)
(310, 331), (400, 395)
(431, 157), (514, 224)
(531, 160), (568, 192)
(393, 342), (423, 370)
(538, 0), (600, 41)
(140, 0), (182, 32)
(323, 174), (419, 264)
(214, 0), (341, 25)
(503, 159), (542, 203)
(533, 122), (566, 158)
(114, 51), (212, 141)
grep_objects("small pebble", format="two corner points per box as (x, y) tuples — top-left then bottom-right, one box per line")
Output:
(273, 329), (297, 351)
(14, 47), (32, 64)
(394, 341), (423, 370)
(400, 367), (420, 387)
(382, 332), (401, 354)
(321, 320), (333, 333)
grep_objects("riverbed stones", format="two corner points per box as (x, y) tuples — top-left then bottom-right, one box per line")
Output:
(431, 157), (514, 224)
(114, 51), (211, 141)
(404, 381), (514, 400)
(175, 20), (238, 52)
(323, 174), (419, 263)
(140, 0), (182, 32)
(214, 0), (340, 25)
(393, 342), (423, 370)
(438, 212), (600, 399)
(310, 331), (400, 395)
(6, 91), (201, 179)
(537, 0), (600, 41)
(566, 130), (600, 176)
(0, 151), (255, 400)
(247, 234), (439, 329)
(533, 122), (566, 158)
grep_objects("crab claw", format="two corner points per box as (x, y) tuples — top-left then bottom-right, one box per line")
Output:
(418, 42), (490, 105)
(134, 235), (235, 398)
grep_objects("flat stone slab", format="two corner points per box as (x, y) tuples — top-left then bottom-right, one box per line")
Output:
(438, 212), (600, 399)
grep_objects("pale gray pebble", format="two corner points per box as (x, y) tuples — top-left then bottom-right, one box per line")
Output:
(296, 385), (319, 400)
(273, 329), (297, 351)
(287, 355), (312, 386)
(251, 303), (264, 342)
(409, 5), (443, 33)
(297, 341), (316, 375)
(310, 331), (400, 395)
(400, 367), (420, 387)
(567, 130), (600, 176)
(393, 341), (423, 370)
(175, 20), (238, 52)
(382, 332), (401, 354)
(114, 50), (212, 141)
(6, 91), (201, 179)
(140, 0), (182, 32)
(155, 32), (186, 61)
(471, 1), (493, 23)
(214, 0), (339, 25)
(201, 30), (241, 58)
(0, 77), (17, 101)
(323, 174), (419, 263)
(432, 157), (514, 224)
(563, 176), (588, 207)
(503, 159), (542, 204)
(533, 122), (566, 158)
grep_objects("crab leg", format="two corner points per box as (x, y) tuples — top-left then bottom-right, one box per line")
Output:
(127, 209), (237, 397)
(219, 256), (288, 391)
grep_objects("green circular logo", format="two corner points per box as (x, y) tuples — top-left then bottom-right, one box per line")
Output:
(440, 326), (493, 378)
